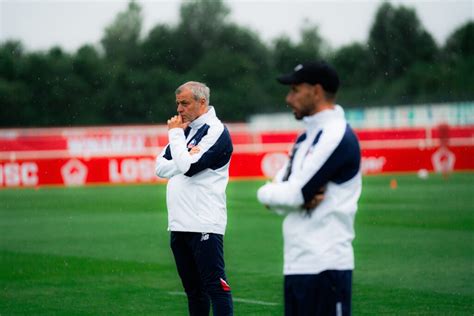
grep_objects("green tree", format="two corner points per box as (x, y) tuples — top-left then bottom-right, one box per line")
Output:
(443, 21), (474, 62)
(187, 48), (272, 120)
(173, 0), (231, 72)
(141, 0), (275, 120)
(0, 41), (24, 81)
(101, 0), (142, 63)
(368, 2), (437, 79)
(71, 45), (108, 124)
(329, 43), (379, 107)
(0, 41), (31, 126)
(141, 24), (180, 71)
(179, 0), (230, 49)
(331, 43), (374, 87)
(1, 0), (472, 127)
(273, 24), (327, 73)
(434, 21), (474, 101)
(34, 47), (87, 126)
(216, 24), (271, 80)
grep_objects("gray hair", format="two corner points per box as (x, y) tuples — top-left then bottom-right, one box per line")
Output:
(175, 81), (210, 106)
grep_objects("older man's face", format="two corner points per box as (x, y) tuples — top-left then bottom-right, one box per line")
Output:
(176, 88), (206, 123)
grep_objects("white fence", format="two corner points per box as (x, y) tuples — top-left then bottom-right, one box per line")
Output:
(249, 101), (474, 130)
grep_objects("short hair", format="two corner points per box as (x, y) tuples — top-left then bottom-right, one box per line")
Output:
(175, 81), (210, 106)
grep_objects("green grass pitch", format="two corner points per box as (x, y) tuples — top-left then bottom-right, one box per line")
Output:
(1, 173), (473, 315)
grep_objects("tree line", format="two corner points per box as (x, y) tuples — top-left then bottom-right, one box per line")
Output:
(0, 0), (472, 127)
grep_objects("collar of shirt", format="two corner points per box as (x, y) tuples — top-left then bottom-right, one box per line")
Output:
(303, 104), (344, 131)
(189, 106), (216, 130)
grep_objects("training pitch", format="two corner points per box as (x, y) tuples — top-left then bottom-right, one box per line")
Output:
(1, 173), (473, 315)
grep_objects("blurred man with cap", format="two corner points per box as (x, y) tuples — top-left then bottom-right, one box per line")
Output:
(257, 61), (362, 316)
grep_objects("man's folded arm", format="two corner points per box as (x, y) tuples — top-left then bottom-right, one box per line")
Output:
(155, 145), (181, 179)
(257, 131), (341, 208)
(169, 125), (232, 177)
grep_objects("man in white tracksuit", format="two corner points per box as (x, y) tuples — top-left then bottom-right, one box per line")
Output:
(155, 81), (233, 316)
(257, 62), (362, 316)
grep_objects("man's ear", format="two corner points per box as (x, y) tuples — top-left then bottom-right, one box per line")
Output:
(313, 84), (324, 102)
(314, 84), (324, 97)
(200, 98), (207, 108)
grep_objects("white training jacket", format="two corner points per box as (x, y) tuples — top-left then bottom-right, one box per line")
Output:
(257, 105), (362, 275)
(155, 107), (233, 235)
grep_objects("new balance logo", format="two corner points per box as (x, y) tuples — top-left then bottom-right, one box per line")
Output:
(200, 233), (209, 241)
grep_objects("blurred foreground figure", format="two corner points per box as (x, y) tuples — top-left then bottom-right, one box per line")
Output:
(432, 123), (455, 179)
(155, 81), (233, 316)
(257, 62), (362, 316)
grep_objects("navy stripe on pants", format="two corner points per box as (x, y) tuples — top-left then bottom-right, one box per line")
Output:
(284, 270), (352, 316)
(170, 232), (233, 316)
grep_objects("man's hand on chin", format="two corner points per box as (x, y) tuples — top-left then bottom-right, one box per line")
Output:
(167, 115), (189, 130)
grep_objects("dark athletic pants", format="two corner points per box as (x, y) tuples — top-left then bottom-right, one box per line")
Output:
(284, 270), (352, 316)
(170, 231), (233, 316)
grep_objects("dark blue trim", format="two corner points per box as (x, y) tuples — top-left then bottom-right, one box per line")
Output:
(301, 124), (360, 203)
(185, 126), (233, 177)
(282, 132), (307, 181)
(162, 126), (203, 160)
(295, 132), (307, 144)
(312, 130), (323, 145)
(163, 145), (172, 160)
(184, 126), (191, 138)
(187, 124), (210, 149)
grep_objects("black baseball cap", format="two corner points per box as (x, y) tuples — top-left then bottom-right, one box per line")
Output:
(276, 61), (340, 93)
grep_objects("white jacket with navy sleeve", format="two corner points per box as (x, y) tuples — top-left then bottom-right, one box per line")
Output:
(257, 105), (362, 275)
(155, 107), (233, 235)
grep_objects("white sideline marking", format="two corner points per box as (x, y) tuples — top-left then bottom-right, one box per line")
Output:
(168, 291), (279, 306)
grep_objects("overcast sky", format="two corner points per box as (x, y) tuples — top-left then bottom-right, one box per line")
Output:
(1, 0), (473, 52)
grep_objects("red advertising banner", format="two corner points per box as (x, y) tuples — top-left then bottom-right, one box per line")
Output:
(0, 125), (473, 188)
